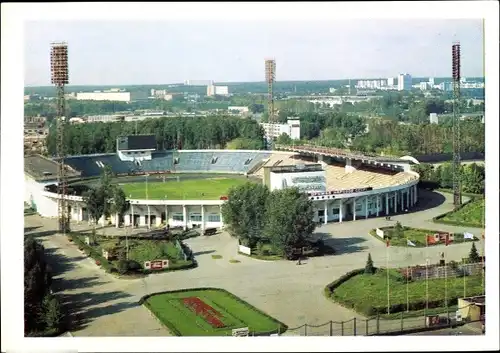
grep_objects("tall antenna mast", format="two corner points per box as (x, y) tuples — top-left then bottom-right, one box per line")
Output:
(452, 41), (462, 208)
(51, 42), (70, 233)
(265, 58), (276, 122)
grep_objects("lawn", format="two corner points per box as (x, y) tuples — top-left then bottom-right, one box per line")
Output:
(121, 177), (250, 200)
(143, 288), (286, 336)
(331, 270), (484, 317)
(440, 198), (485, 228)
(370, 225), (478, 247)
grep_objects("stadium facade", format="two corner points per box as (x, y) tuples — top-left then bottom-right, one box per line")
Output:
(25, 136), (420, 230)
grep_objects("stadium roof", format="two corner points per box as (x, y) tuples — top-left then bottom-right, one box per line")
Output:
(275, 144), (406, 163)
(116, 135), (156, 151)
(25, 155), (81, 181)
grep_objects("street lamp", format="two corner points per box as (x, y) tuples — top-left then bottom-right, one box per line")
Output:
(146, 173), (150, 230)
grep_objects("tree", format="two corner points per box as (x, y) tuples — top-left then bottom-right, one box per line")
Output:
(365, 253), (375, 274)
(221, 183), (270, 247)
(468, 242), (480, 263)
(110, 186), (129, 225)
(264, 188), (316, 258)
(276, 133), (292, 145)
(392, 221), (404, 239)
(225, 137), (264, 150)
(42, 295), (63, 331)
(83, 187), (105, 226)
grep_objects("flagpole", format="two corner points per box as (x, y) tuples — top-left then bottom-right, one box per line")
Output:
(386, 238), (390, 315)
(425, 235), (429, 316)
(444, 235), (448, 310)
(463, 235), (466, 299)
(406, 238), (409, 312)
(481, 232), (485, 295)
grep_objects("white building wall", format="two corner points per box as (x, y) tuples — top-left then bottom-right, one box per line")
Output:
(76, 92), (131, 102)
(25, 176), (59, 217)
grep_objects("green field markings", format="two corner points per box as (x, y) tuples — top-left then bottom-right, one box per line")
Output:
(122, 177), (251, 200)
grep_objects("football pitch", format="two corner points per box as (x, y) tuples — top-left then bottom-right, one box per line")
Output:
(121, 177), (251, 200)
(143, 289), (286, 336)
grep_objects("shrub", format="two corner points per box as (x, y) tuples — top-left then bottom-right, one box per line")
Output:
(116, 259), (129, 274)
(365, 253), (375, 274)
(469, 243), (480, 263)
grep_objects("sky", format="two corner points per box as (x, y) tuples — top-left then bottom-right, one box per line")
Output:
(24, 19), (484, 86)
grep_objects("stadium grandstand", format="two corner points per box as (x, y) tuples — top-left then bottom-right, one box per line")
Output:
(25, 135), (420, 230)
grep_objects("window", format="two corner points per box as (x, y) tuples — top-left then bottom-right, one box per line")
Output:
(355, 203), (362, 211)
(332, 208), (340, 215)
(318, 210), (325, 216)
(172, 213), (184, 221)
(190, 214), (202, 222)
(208, 214), (220, 222)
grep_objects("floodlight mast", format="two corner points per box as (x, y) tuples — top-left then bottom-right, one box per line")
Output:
(50, 42), (70, 233)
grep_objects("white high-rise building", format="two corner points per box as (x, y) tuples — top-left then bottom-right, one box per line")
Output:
(215, 86), (229, 96)
(428, 77), (435, 86)
(398, 73), (412, 91)
(387, 77), (395, 87)
(260, 119), (301, 141)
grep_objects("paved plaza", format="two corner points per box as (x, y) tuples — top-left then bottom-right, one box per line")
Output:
(24, 190), (485, 336)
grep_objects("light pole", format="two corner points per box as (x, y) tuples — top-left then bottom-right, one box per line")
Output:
(146, 173), (150, 230)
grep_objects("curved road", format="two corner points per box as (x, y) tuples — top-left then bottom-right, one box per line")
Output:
(25, 190), (484, 336)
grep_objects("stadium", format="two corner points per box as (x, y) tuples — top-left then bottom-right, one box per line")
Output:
(24, 135), (420, 230)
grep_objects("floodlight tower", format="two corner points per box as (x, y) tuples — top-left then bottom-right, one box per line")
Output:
(452, 42), (462, 208)
(51, 42), (70, 233)
(265, 58), (276, 122)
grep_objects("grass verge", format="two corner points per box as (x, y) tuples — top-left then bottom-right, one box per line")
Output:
(369, 226), (478, 247)
(324, 268), (484, 317)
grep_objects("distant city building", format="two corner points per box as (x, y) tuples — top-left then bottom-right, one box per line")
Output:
(429, 113), (438, 124)
(419, 82), (429, 91)
(65, 92), (77, 100)
(428, 77), (435, 86)
(260, 119), (301, 141)
(228, 106), (250, 115)
(207, 84), (215, 97)
(398, 73), (412, 91)
(76, 90), (131, 102)
(355, 79), (387, 90)
(24, 95), (31, 101)
(438, 82), (454, 92)
(387, 77), (395, 87)
(329, 87), (336, 93)
(150, 89), (173, 100)
(184, 80), (214, 86)
(207, 85), (229, 96)
(85, 114), (125, 123)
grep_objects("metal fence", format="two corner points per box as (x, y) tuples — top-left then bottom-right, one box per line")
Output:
(272, 305), (479, 336)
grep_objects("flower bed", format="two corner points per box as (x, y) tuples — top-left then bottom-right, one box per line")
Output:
(182, 297), (226, 328)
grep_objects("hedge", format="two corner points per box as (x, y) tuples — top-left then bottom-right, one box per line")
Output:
(324, 268), (366, 299)
(68, 233), (117, 273)
(140, 287), (288, 336)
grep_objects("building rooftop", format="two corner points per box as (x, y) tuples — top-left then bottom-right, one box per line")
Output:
(24, 155), (81, 181)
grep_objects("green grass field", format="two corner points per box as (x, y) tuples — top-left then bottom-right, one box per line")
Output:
(121, 177), (250, 200)
(441, 198), (485, 227)
(332, 270), (484, 317)
(144, 289), (286, 336)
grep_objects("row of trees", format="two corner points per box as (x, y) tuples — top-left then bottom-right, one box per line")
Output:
(350, 119), (484, 156)
(414, 162), (485, 194)
(25, 237), (64, 336)
(46, 115), (265, 156)
(221, 183), (316, 258)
